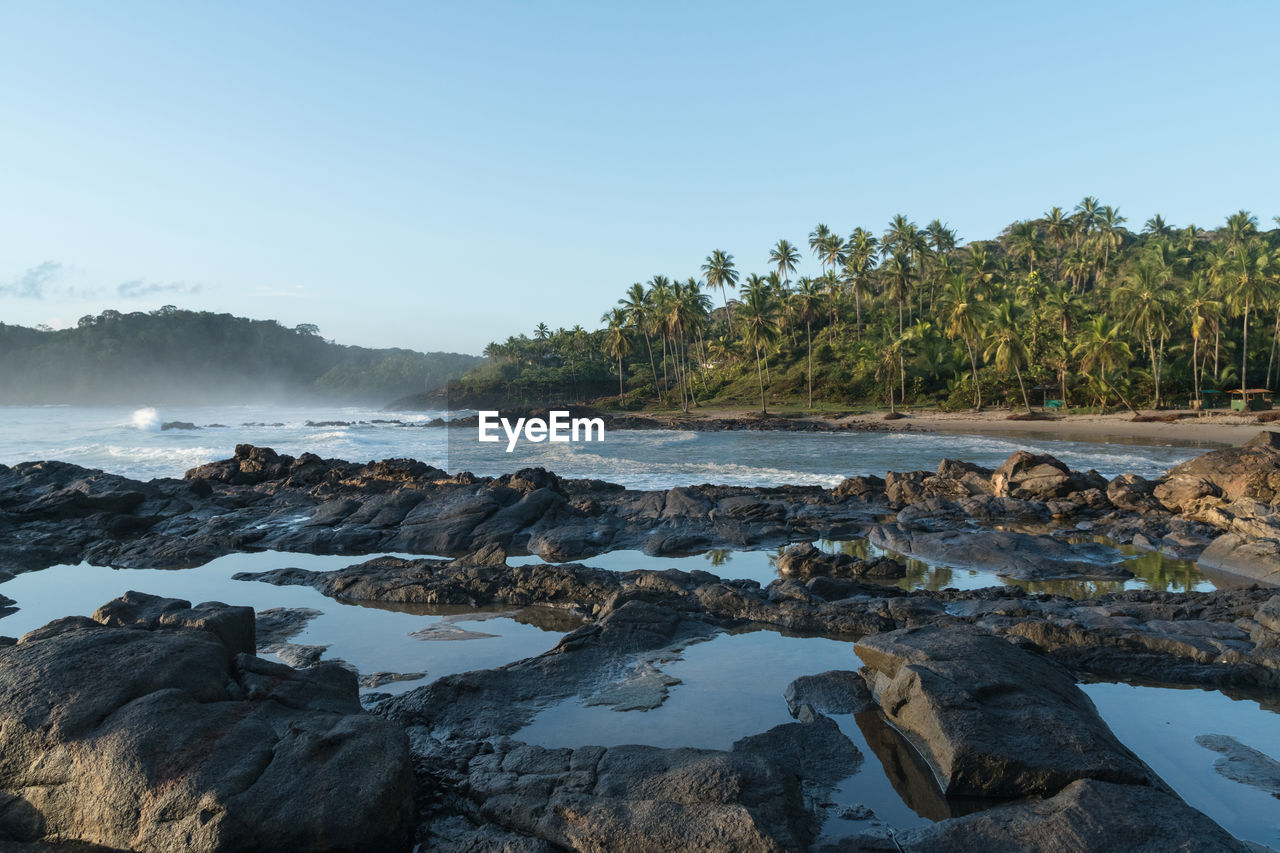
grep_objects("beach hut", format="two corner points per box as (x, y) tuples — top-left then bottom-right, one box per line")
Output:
(1229, 389), (1273, 412)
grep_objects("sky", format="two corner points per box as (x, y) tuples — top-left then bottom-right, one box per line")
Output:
(1, 1), (1278, 355)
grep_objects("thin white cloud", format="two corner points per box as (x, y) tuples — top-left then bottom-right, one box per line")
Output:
(117, 280), (202, 299)
(1, 261), (63, 299)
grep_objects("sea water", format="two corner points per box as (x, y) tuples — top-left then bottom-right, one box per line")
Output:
(0, 404), (1205, 487)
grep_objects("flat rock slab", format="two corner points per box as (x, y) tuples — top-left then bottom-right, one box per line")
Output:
(1198, 533), (1280, 585)
(855, 626), (1153, 798)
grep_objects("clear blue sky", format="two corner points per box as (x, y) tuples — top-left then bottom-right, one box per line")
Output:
(2, 1), (1277, 354)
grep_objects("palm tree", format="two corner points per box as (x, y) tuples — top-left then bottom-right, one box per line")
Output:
(701, 249), (740, 335)
(1043, 206), (1071, 252)
(1043, 283), (1079, 403)
(1143, 214), (1172, 237)
(1008, 221), (1046, 273)
(791, 277), (824, 408)
(737, 285), (780, 413)
(1074, 196), (1102, 243)
(984, 302), (1033, 412)
(769, 239), (801, 287)
(1113, 260), (1171, 407)
(925, 220), (957, 255)
(1093, 205), (1127, 283)
(940, 277), (985, 409)
(808, 224), (834, 270)
(875, 335), (904, 414)
(1224, 210), (1258, 248)
(601, 308), (633, 402)
(1212, 238), (1272, 394)
(1183, 280), (1223, 406)
(819, 232), (845, 272)
(885, 250), (916, 335)
(843, 228), (878, 338)
(619, 282), (660, 395)
(1073, 317), (1134, 410)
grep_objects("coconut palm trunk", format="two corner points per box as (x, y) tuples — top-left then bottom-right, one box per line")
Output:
(806, 320), (813, 409)
(1241, 303), (1251, 395)
(755, 345), (767, 414)
(1014, 362), (1031, 413)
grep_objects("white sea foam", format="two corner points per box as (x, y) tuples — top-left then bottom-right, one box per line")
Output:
(0, 404), (1204, 487)
(130, 407), (160, 431)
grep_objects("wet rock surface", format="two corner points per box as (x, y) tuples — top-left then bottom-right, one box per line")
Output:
(1195, 734), (1280, 797)
(776, 543), (906, 581)
(0, 439), (1256, 582)
(0, 592), (414, 852)
(868, 524), (1133, 581)
(887, 778), (1250, 852)
(3, 437), (1280, 849)
(231, 555), (1280, 849)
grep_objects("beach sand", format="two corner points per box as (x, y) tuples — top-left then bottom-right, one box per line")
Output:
(845, 410), (1277, 447)
(609, 407), (1278, 447)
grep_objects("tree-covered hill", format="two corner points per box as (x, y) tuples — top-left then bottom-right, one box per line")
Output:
(0, 307), (481, 405)
(453, 203), (1280, 414)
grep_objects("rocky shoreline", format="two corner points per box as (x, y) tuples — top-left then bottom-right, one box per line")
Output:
(1, 435), (1279, 849)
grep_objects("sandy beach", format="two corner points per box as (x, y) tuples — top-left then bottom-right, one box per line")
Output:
(606, 407), (1279, 447)
(847, 410), (1279, 447)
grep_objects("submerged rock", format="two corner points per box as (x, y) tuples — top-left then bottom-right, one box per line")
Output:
(868, 524), (1132, 581)
(0, 592), (414, 852)
(1196, 734), (1280, 797)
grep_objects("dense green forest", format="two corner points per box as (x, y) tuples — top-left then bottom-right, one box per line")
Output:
(0, 308), (480, 404)
(454, 201), (1280, 413)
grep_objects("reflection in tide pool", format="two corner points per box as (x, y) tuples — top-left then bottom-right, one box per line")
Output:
(820, 538), (1216, 599)
(1083, 682), (1280, 849)
(517, 537), (1216, 600)
(0, 552), (568, 696)
(515, 629), (934, 834)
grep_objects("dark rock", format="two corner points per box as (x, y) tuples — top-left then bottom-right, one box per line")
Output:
(255, 606), (323, 648)
(991, 451), (1074, 500)
(160, 420), (199, 431)
(893, 778), (1248, 852)
(784, 670), (874, 718)
(0, 595), (414, 851)
(855, 626), (1154, 798)
(359, 671), (427, 688)
(1159, 431), (1280, 510)
(1107, 474), (1164, 514)
(834, 475), (885, 499)
(775, 543), (905, 582)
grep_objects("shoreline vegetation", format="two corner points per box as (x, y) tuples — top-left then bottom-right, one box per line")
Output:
(449, 202), (1280, 420)
(0, 308), (480, 405)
